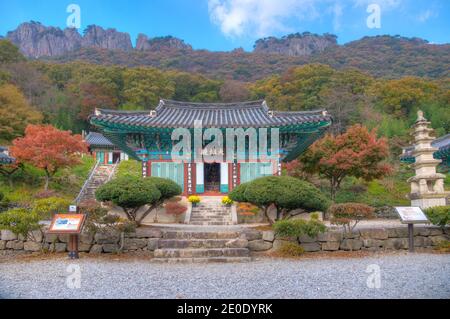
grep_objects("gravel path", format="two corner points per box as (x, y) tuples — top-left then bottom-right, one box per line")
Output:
(1, 253), (449, 299)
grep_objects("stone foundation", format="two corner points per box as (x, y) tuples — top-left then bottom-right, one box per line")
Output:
(242, 226), (449, 253)
(1, 226), (448, 256)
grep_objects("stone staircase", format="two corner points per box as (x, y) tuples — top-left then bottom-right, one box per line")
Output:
(152, 230), (251, 263)
(189, 198), (233, 226)
(75, 163), (117, 203)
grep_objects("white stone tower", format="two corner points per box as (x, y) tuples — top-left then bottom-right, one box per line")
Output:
(408, 111), (449, 208)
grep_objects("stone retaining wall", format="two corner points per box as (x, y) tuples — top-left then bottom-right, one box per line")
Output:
(1, 226), (448, 255)
(0, 227), (164, 255)
(242, 226), (449, 253)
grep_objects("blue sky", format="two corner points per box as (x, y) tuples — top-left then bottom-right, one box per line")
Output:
(0, 0), (449, 51)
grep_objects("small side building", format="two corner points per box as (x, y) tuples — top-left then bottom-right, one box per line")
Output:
(84, 132), (129, 165)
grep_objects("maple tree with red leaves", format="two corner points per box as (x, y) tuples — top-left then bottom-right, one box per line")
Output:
(10, 125), (88, 190)
(300, 124), (392, 200)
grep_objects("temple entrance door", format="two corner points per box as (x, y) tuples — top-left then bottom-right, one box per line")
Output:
(204, 163), (220, 193)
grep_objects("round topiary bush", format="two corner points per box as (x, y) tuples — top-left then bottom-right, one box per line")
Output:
(424, 206), (450, 229)
(229, 176), (330, 223)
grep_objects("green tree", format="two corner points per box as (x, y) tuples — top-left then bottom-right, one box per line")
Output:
(229, 176), (330, 224)
(0, 84), (43, 142)
(301, 125), (392, 200)
(0, 40), (25, 64)
(95, 176), (181, 226)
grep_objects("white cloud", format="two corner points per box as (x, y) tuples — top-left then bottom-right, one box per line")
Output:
(352, 0), (402, 10)
(417, 9), (437, 23)
(208, 0), (406, 38)
(208, 0), (320, 38)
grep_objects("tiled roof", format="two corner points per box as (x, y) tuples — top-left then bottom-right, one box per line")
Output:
(85, 132), (115, 147)
(401, 133), (450, 158)
(0, 152), (15, 164)
(90, 99), (332, 129)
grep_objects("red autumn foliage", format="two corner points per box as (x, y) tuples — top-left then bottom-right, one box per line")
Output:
(328, 203), (375, 233)
(10, 124), (88, 190)
(301, 124), (392, 200)
(165, 202), (187, 216)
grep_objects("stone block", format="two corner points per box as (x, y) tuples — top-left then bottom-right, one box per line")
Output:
(44, 233), (59, 243)
(317, 232), (342, 242)
(429, 228), (444, 236)
(360, 229), (388, 240)
(49, 243), (67, 253)
(384, 238), (409, 250)
(363, 239), (384, 248)
(102, 244), (119, 253)
(262, 231), (275, 242)
(430, 236), (448, 246)
(342, 231), (360, 239)
(248, 239), (272, 251)
(89, 244), (103, 254)
(58, 234), (70, 243)
(417, 228), (431, 236)
(298, 235), (317, 243)
(301, 242), (321, 252)
(24, 241), (42, 252)
(28, 230), (43, 243)
(0, 240), (6, 250)
(272, 239), (293, 251)
(242, 230), (262, 241)
(225, 238), (248, 248)
(147, 238), (159, 251)
(94, 232), (120, 244)
(123, 238), (148, 250)
(1, 230), (17, 241)
(321, 242), (340, 251)
(6, 240), (24, 250)
(340, 239), (362, 251)
(135, 228), (162, 238)
(80, 232), (94, 244)
(78, 243), (92, 252)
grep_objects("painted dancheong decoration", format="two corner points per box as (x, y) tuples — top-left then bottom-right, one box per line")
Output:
(89, 99), (332, 195)
(407, 111), (449, 209)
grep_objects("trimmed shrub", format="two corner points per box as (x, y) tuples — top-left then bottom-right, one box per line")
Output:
(273, 219), (326, 238)
(0, 208), (41, 239)
(424, 206), (450, 229)
(96, 176), (161, 225)
(328, 203), (375, 234)
(229, 176), (330, 223)
(79, 199), (135, 236)
(32, 197), (71, 219)
(277, 242), (305, 257)
(145, 177), (182, 201)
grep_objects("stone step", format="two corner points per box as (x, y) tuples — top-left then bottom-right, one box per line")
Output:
(162, 231), (240, 240)
(151, 257), (252, 263)
(158, 239), (232, 249)
(154, 248), (249, 258)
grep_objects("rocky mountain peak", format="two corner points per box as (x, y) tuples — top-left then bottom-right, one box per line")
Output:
(253, 32), (338, 56)
(6, 22), (132, 58)
(136, 34), (192, 51)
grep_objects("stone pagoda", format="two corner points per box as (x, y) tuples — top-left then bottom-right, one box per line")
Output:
(408, 111), (449, 208)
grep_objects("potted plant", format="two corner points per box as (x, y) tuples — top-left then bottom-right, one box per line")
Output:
(188, 195), (201, 207)
(221, 196), (233, 207)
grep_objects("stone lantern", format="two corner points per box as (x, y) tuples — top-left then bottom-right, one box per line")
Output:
(408, 111), (449, 208)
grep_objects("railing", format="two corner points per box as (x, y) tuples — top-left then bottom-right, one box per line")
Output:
(107, 158), (120, 182)
(74, 159), (101, 204)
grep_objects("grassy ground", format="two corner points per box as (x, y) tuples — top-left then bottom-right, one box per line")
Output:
(0, 155), (95, 206)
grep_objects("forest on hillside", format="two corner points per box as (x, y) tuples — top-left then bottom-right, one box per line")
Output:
(0, 39), (449, 157)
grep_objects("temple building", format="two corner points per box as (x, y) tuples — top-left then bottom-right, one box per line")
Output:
(89, 99), (332, 195)
(84, 131), (129, 165)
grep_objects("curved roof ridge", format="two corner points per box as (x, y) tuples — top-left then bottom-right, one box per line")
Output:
(95, 108), (151, 116)
(160, 99), (265, 109)
(273, 109), (328, 117)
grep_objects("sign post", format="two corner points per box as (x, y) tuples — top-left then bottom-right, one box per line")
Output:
(47, 213), (86, 259)
(395, 207), (429, 253)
